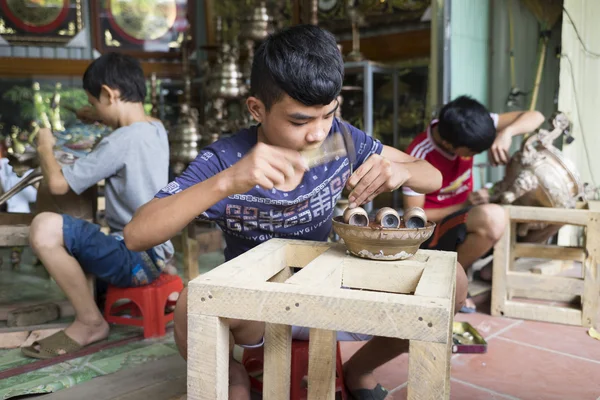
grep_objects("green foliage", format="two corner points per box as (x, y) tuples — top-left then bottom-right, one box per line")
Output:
(2, 84), (88, 127)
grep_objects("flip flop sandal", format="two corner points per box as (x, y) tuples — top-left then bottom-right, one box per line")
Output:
(348, 383), (389, 400)
(21, 331), (83, 359)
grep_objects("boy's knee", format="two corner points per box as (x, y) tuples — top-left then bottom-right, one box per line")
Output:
(29, 212), (63, 253)
(455, 262), (468, 312)
(174, 287), (188, 360)
(470, 204), (506, 242)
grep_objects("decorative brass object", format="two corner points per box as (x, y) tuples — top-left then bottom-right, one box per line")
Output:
(169, 25), (205, 176)
(403, 207), (427, 228)
(239, 1), (275, 43)
(343, 207), (369, 226)
(375, 207), (401, 228)
(49, 83), (65, 132)
(345, 0), (365, 62)
(332, 216), (435, 260)
(109, 0), (177, 41)
(490, 113), (585, 236)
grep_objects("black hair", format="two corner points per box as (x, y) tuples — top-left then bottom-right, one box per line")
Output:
(437, 96), (496, 153)
(250, 24), (344, 110)
(83, 52), (146, 102)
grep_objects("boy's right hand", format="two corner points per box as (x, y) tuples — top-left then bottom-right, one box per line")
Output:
(223, 142), (308, 195)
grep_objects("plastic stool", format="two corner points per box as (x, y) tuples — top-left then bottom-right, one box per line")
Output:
(242, 340), (347, 400)
(104, 274), (184, 338)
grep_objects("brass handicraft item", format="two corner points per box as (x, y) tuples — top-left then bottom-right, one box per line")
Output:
(0, 0), (83, 45)
(489, 113), (585, 236)
(333, 205), (434, 260)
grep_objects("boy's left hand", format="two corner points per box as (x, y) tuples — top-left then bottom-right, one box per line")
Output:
(346, 154), (410, 208)
(37, 128), (56, 150)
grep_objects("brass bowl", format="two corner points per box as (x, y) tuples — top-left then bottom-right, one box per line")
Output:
(332, 216), (436, 261)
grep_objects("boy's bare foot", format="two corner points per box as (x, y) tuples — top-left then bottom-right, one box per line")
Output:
(229, 358), (251, 400)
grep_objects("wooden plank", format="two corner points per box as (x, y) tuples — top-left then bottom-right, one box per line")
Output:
(0, 212), (34, 225)
(506, 205), (591, 226)
(342, 261), (423, 294)
(263, 324), (292, 400)
(28, 355), (186, 400)
(0, 300), (74, 321)
(0, 321), (70, 334)
(200, 239), (288, 282)
(409, 252), (455, 400)
(509, 288), (579, 303)
(505, 272), (584, 295)
(285, 246), (345, 287)
(188, 281), (451, 343)
(114, 376), (186, 400)
(0, 225), (29, 246)
(582, 216), (600, 327)
(413, 251), (456, 299)
(514, 243), (585, 262)
(187, 315), (229, 400)
(503, 301), (582, 326)
(0, 57), (183, 78)
(338, 28), (430, 62)
(285, 240), (331, 268)
(307, 329), (337, 400)
(491, 217), (514, 317)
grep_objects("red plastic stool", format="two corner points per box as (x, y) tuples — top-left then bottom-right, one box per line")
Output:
(242, 340), (347, 400)
(103, 274), (184, 338)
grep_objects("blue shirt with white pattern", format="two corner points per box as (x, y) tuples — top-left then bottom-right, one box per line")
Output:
(155, 118), (383, 261)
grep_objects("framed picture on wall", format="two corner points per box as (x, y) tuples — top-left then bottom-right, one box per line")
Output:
(0, 0), (84, 46)
(90, 0), (195, 59)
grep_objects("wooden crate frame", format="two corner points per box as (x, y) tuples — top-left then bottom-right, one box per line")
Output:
(187, 239), (457, 400)
(491, 205), (600, 327)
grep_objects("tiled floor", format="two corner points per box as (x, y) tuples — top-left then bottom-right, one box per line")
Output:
(340, 298), (600, 400)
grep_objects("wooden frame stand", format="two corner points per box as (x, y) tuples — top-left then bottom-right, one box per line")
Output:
(187, 239), (457, 400)
(492, 205), (600, 327)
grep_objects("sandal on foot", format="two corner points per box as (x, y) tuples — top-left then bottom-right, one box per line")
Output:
(459, 293), (477, 314)
(348, 383), (389, 400)
(21, 331), (84, 359)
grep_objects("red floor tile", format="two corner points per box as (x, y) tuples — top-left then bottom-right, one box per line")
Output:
(455, 312), (521, 339)
(391, 379), (518, 399)
(340, 341), (408, 391)
(451, 336), (600, 400)
(499, 320), (600, 361)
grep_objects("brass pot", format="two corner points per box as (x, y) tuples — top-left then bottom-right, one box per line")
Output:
(332, 216), (435, 261)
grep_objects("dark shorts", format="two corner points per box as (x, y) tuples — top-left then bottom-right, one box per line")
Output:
(62, 214), (163, 288)
(422, 207), (472, 252)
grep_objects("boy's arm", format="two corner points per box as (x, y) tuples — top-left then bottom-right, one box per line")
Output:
(37, 128), (70, 195)
(346, 145), (442, 208)
(124, 142), (307, 251)
(490, 110), (545, 165)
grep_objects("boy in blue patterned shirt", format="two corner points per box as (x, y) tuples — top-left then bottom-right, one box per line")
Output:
(125, 25), (465, 400)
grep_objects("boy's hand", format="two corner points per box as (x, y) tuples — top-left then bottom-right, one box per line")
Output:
(468, 188), (490, 206)
(346, 154), (410, 208)
(489, 128), (513, 166)
(224, 142), (308, 194)
(37, 128), (56, 150)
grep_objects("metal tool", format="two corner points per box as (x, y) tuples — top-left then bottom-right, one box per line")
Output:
(301, 120), (356, 170)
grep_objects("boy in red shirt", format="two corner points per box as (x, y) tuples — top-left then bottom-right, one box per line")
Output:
(403, 96), (544, 312)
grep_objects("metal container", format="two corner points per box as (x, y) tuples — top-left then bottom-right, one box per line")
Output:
(375, 207), (401, 228)
(403, 207), (427, 228)
(343, 207), (369, 227)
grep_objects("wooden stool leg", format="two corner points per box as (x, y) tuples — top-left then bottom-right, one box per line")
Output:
(582, 218), (600, 327)
(187, 314), (229, 399)
(308, 328), (337, 400)
(264, 323), (292, 400)
(407, 340), (452, 400)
